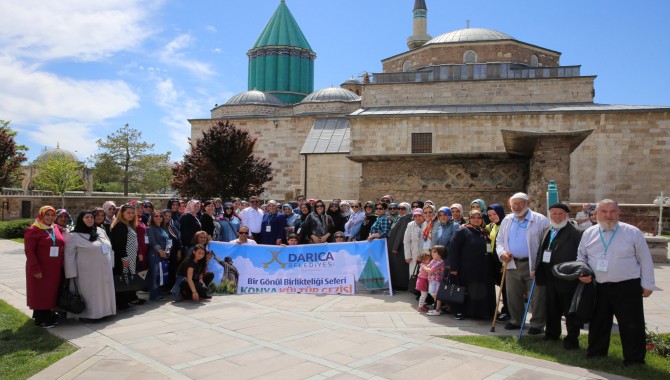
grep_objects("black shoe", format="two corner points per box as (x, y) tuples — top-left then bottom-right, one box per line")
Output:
(129, 299), (146, 305)
(563, 339), (579, 350)
(496, 313), (511, 322)
(528, 327), (544, 335)
(504, 323), (520, 330)
(454, 313), (465, 320)
(36, 321), (56, 329)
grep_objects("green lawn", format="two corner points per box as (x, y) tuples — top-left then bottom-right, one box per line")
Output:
(9, 238), (23, 244)
(446, 334), (670, 380)
(0, 300), (77, 380)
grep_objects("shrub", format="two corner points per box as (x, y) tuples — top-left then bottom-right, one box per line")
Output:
(0, 219), (33, 239)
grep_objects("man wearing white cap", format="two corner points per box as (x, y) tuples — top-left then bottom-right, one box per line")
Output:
(496, 192), (550, 334)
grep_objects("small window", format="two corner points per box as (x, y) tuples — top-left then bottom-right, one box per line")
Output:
(530, 54), (539, 67)
(412, 133), (432, 154)
(463, 50), (477, 64)
(402, 60), (412, 72)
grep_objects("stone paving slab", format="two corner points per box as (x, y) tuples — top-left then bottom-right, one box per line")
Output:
(1, 239), (667, 379)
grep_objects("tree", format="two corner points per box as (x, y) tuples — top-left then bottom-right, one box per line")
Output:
(171, 121), (273, 200)
(92, 123), (172, 195)
(32, 154), (84, 209)
(0, 120), (27, 187)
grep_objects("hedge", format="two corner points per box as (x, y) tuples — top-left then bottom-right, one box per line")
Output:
(0, 219), (33, 239)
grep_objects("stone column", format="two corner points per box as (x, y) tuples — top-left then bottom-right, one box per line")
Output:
(527, 136), (573, 214)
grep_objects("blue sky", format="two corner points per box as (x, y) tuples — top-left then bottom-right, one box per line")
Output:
(2, 0), (669, 163)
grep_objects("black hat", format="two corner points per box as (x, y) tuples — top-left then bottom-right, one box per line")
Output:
(548, 203), (571, 213)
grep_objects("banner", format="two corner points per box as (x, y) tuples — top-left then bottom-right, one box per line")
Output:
(207, 239), (392, 295)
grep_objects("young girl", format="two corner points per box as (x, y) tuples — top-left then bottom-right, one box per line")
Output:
(426, 245), (447, 316)
(415, 250), (432, 312)
(178, 244), (211, 301)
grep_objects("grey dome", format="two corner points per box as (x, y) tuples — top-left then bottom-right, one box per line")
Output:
(225, 90), (284, 106)
(341, 77), (361, 85)
(35, 146), (79, 163)
(301, 87), (361, 103)
(426, 28), (515, 44)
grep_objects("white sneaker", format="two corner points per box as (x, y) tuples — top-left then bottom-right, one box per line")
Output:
(427, 310), (441, 316)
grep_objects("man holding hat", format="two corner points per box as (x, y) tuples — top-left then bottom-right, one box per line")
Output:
(535, 203), (583, 348)
(496, 192), (550, 334)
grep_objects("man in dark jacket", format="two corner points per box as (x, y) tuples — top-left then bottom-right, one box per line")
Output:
(387, 202), (412, 291)
(535, 203), (583, 349)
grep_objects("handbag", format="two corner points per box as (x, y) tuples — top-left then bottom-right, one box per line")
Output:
(57, 278), (86, 314)
(437, 275), (467, 305)
(408, 264), (421, 296)
(114, 269), (149, 292)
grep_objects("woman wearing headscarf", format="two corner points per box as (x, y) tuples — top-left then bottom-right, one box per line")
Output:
(421, 205), (436, 249)
(293, 202), (312, 244)
(64, 210), (115, 321)
(486, 203), (510, 321)
(102, 201), (116, 234)
(110, 203), (140, 311)
(431, 207), (459, 248)
(282, 203), (298, 235)
(470, 199), (491, 225)
(55, 209), (71, 237)
(447, 210), (496, 320)
(450, 203), (466, 225)
(340, 201), (352, 221)
(301, 200), (335, 243)
(344, 201), (365, 241)
(218, 202), (241, 242)
(179, 200), (202, 250)
(327, 201), (347, 233)
(358, 201), (378, 241)
(24, 206), (65, 328)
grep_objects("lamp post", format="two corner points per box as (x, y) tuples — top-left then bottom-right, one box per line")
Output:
(653, 192), (670, 236)
(546, 180), (558, 215)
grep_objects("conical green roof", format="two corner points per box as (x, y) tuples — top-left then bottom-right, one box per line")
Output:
(252, 1), (313, 50)
(358, 255), (386, 290)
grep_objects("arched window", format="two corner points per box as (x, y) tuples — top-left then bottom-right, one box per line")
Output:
(463, 50), (477, 64)
(530, 54), (539, 67)
(402, 60), (412, 72)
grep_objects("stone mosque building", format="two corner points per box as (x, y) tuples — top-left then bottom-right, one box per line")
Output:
(189, 0), (670, 212)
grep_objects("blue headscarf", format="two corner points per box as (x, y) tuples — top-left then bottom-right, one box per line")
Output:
(486, 203), (506, 225)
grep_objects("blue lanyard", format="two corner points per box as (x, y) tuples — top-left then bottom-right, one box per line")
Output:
(598, 224), (619, 257)
(45, 228), (56, 246)
(549, 228), (558, 246)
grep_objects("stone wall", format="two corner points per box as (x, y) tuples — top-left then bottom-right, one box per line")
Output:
(382, 41), (561, 72)
(304, 154), (361, 201)
(361, 76), (595, 107)
(348, 111), (670, 204)
(293, 102), (361, 115)
(355, 156), (528, 207)
(568, 203), (670, 235)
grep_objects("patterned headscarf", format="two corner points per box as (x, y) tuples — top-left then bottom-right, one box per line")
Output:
(185, 199), (201, 215)
(470, 199), (487, 211)
(32, 206), (56, 230)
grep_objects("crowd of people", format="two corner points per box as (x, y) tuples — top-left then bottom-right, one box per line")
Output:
(22, 193), (655, 366)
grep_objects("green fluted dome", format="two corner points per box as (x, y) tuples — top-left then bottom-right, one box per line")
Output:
(251, 0), (313, 51)
(247, 0), (316, 104)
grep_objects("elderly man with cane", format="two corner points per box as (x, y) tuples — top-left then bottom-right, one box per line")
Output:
(496, 193), (549, 335)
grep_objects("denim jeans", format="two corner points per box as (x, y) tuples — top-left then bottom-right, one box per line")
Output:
(148, 252), (162, 300)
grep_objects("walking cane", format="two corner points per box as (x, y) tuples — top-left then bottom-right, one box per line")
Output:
(490, 262), (507, 332)
(517, 278), (536, 343)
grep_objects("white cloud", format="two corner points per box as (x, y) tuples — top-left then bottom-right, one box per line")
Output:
(0, 0), (161, 61)
(159, 34), (215, 77)
(0, 55), (138, 124)
(28, 122), (101, 160)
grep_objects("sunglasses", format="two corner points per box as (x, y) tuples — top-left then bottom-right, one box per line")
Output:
(390, 207), (397, 210)
(352, 205), (360, 208)
(375, 207), (384, 210)
(224, 207), (233, 210)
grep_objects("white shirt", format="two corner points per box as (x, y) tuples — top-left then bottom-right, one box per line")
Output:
(230, 238), (257, 245)
(240, 207), (264, 234)
(496, 210), (550, 272)
(577, 222), (655, 290)
(575, 211), (591, 227)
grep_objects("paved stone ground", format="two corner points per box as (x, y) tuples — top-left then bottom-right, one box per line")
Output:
(1, 239), (668, 380)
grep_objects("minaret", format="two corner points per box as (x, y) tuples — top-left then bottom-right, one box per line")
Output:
(407, 0), (432, 50)
(247, 0), (316, 104)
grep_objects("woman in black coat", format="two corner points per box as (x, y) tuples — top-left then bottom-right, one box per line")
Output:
(300, 200), (335, 243)
(447, 209), (496, 320)
(109, 204), (140, 311)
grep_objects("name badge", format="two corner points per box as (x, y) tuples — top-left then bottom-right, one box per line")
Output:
(166, 239), (172, 249)
(487, 244), (493, 253)
(144, 235), (149, 244)
(296, 228), (301, 234)
(596, 259), (609, 272)
(542, 250), (551, 263)
(266, 226), (271, 232)
(49, 246), (59, 257)
(101, 245), (110, 255)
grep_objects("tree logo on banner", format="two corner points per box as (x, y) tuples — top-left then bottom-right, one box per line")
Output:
(262, 250), (287, 268)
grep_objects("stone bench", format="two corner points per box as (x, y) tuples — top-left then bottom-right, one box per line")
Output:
(646, 236), (669, 264)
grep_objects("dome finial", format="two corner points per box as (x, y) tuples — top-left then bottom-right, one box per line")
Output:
(466, 20), (470, 28)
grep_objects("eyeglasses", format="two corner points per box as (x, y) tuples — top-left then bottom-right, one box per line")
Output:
(352, 205), (360, 208)
(238, 231), (249, 235)
(411, 204), (419, 208)
(399, 207), (407, 211)
(375, 207), (384, 210)
(389, 207), (397, 210)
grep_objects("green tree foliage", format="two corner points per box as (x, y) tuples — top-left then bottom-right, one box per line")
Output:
(171, 121), (273, 200)
(92, 123), (172, 195)
(32, 154), (84, 208)
(0, 120), (27, 187)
